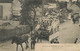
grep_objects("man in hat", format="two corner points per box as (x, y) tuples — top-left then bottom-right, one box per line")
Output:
(31, 35), (36, 49)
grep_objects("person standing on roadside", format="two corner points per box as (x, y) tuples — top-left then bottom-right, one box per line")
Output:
(31, 35), (36, 49)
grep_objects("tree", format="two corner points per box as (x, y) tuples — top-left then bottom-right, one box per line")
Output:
(47, 0), (56, 3)
(18, 0), (42, 31)
(19, 0), (42, 24)
(58, 2), (67, 9)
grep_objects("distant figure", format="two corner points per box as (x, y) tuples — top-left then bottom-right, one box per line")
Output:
(74, 38), (78, 44)
(68, 13), (72, 20)
(6, 16), (8, 20)
(71, 16), (76, 24)
(53, 39), (59, 44)
(31, 36), (36, 49)
(71, 13), (80, 24)
(36, 30), (42, 43)
(50, 39), (59, 44)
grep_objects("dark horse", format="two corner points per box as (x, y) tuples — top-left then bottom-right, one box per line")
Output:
(33, 30), (43, 43)
(11, 34), (29, 51)
(34, 30), (49, 43)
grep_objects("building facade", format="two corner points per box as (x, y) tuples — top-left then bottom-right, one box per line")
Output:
(0, 0), (13, 20)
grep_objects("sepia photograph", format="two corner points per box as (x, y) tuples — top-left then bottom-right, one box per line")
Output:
(0, 0), (80, 51)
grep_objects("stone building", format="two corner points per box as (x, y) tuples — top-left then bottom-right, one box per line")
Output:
(0, 0), (13, 20)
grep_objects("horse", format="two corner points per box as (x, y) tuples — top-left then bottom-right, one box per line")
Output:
(33, 30), (43, 43)
(34, 30), (49, 43)
(11, 34), (29, 51)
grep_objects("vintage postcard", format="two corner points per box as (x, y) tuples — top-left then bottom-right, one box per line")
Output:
(0, 0), (80, 51)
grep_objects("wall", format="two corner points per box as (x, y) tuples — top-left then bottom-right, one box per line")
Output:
(0, 3), (12, 20)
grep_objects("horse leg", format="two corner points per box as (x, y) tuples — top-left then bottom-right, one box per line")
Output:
(16, 44), (18, 51)
(40, 38), (42, 43)
(25, 41), (29, 49)
(33, 43), (35, 49)
(31, 41), (33, 49)
(20, 44), (24, 51)
(26, 40), (29, 48)
(73, 20), (75, 24)
(37, 37), (39, 43)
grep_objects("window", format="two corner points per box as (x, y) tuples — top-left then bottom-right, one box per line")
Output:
(0, 5), (3, 19)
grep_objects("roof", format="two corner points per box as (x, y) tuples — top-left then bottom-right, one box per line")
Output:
(0, 0), (13, 3)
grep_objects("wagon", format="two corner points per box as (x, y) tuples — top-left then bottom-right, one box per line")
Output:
(39, 29), (50, 41)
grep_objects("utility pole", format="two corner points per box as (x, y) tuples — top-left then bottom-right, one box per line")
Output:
(42, 0), (45, 16)
(11, 1), (13, 20)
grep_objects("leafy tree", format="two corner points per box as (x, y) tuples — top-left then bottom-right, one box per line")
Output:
(58, 2), (67, 9)
(19, 0), (42, 25)
(47, 0), (56, 3)
(18, 0), (42, 31)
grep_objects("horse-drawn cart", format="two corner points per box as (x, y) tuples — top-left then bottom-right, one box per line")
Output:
(40, 29), (50, 40)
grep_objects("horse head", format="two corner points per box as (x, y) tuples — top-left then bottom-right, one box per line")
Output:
(11, 36), (18, 44)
